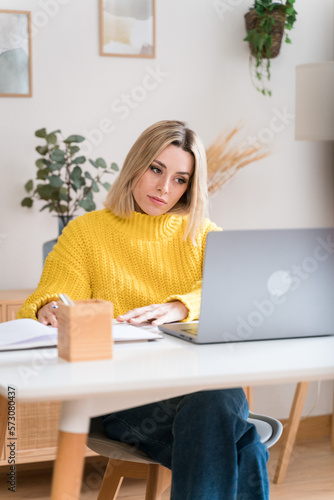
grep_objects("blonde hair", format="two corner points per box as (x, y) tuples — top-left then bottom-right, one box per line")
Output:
(104, 120), (208, 241)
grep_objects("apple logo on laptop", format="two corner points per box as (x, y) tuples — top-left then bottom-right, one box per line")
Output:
(267, 270), (292, 298)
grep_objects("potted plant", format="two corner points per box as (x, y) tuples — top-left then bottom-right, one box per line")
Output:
(21, 128), (119, 260)
(244, 0), (297, 96)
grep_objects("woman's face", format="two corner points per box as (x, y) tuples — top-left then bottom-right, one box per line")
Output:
(132, 144), (194, 216)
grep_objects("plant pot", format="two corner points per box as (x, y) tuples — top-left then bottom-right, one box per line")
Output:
(245, 8), (286, 59)
(43, 215), (73, 263)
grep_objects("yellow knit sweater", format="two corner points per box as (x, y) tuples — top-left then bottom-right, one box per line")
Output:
(17, 209), (221, 321)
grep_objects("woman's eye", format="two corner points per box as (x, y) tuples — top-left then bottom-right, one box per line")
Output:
(176, 178), (186, 184)
(150, 166), (161, 174)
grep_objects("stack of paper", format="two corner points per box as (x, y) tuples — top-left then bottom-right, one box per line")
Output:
(0, 319), (162, 352)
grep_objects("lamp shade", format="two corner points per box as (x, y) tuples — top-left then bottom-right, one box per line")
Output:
(295, 62), (334, 141)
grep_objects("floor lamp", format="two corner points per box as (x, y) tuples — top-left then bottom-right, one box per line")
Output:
(295, 62), (334, 141)
(274, 62), (334, 484)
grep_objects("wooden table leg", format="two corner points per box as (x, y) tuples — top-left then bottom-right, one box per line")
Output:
(273, 381), (310, 484)
(51, 430), (88, 500)
(0, 394), (7, 458)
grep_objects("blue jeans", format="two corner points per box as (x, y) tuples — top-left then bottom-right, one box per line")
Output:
(102, 389), (269, 500)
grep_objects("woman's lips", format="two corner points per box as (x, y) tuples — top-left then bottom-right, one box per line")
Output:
(148, 196), (167, 206)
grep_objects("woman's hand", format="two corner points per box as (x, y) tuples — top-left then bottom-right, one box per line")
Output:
(37, 301), (58, 327)
(117, 301), (188, 326)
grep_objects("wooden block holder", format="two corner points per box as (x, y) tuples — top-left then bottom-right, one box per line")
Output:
(56, 299), (113, 362)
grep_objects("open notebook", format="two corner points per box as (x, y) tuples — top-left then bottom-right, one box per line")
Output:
(0, 319), (162, 352)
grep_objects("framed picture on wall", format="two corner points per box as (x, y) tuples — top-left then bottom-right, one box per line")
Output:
(99, 0), (155, 58)
(0, 10), (32, 97)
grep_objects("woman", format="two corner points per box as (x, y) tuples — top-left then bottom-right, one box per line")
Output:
(18, 120), (269, 499)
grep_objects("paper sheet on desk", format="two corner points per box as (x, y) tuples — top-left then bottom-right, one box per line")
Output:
(0, 319), (162, 351)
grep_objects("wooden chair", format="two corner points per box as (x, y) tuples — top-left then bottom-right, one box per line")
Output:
(87, 410), (283, 500)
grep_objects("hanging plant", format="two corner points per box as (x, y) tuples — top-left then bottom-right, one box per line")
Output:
(244, 0), (297, 96)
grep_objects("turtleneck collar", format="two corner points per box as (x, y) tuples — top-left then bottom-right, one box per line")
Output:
(104, 209), (186, 240)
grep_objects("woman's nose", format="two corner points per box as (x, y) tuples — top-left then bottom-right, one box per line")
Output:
(157, 177), (169, 193)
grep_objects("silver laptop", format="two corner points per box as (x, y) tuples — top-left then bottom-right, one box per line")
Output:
(159, 228), (334, 343)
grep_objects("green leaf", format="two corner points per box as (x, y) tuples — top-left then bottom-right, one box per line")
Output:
(58, 204), (68, 214)
(50, 149), (66, 162)
(74, 176), (86, 190)
(89, 159), (98, 168)
(70, 166), (82, 180)
(35, 158), (45, 168)
(59, 187), (69, 201)
(70, 182), (78, 192)
(69, 146), (80, 155)
(85, 171), (93, 180)
(96, 157), (107, 168)
(78, 198), (96, 211)
(35, 128), (47, 138)
(49, 175), (63, 188)
(21, 197), (33, 207)
(92, 181), (99, 192)
(36, 145), (48, 156)
(285, 36), (292, 44)
(64, 135), (85, 144)
(47, 133), (57, 145)
(37, 168), (50, 180)
(24, 180), (33, 192)
(49, 162), (63, 171)
(102, 182), (111, 191)
(83, 187), (93, 199)
(36, 184), (54, 200)
(40, 202), (53, 212)
(111, 163), (119, 171)
(72, 156), (86, 164)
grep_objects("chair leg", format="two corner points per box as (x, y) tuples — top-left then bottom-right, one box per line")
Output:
(145, 464), (172, 500)
(273, 381), (310, 484)
(97, 458), (124, 500)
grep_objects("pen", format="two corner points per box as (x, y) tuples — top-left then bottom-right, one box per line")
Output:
(59, 293), (75, 306)
(52, 294), (75, 308)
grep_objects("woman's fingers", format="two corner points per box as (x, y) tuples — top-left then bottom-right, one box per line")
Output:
(117, 301), (188, 326)
(37, 301), (58, 327)
(117, 305), (159, 324)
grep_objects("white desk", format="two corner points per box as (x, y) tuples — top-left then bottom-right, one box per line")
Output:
(1, 332), (334, 499)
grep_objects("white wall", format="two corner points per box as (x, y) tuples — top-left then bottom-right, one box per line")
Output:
(0, 0), (333, 419)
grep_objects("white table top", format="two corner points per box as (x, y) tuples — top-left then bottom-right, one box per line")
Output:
(1, 332), (334, 404)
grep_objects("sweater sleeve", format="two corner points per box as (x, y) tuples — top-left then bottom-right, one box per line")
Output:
(17, 217), (92, 320)
(164, 219), (222, 322)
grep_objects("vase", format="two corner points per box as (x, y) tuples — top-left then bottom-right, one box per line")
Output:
(43, 215), (73, 264)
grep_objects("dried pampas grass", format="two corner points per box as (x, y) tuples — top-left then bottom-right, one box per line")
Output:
(206, 126), (269, 196)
